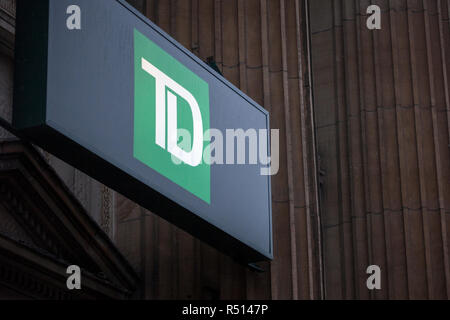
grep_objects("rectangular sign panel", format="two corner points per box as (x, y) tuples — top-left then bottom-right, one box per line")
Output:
(13, 0), (272, 262)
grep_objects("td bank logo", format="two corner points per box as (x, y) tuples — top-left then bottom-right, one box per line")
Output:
(141, 58), (204, 167)
(134, 29), (211, 204)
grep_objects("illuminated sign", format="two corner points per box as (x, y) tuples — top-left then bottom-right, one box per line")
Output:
(134, 29), (211, 203)
(13, 0), (272, 262)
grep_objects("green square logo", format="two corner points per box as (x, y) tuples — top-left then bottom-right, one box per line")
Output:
(134, 29), (211, 204)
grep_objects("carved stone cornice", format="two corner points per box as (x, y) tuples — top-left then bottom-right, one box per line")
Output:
(0, 0), (15, 56)
(0, 140), (140, 299)
(0, 249), (73, 300)
(0, 178), (77, 264)
(0, 0), (15, 16)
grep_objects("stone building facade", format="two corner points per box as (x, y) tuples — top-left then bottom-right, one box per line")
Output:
(0, 0), (449, 300)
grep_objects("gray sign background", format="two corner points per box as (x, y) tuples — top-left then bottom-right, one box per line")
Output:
(13, 0), (272, 262)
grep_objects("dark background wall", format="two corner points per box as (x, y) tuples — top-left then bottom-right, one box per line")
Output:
(310, 0), (450, 299)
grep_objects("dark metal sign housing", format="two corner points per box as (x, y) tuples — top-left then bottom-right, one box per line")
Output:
(13, 0), (272, 262)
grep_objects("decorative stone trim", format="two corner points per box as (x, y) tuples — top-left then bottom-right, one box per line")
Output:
(0, 260), (72, 300)
(0, 0), (15, 17)
(101, 185), (115, 240)
(0, 0), (15, 56)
